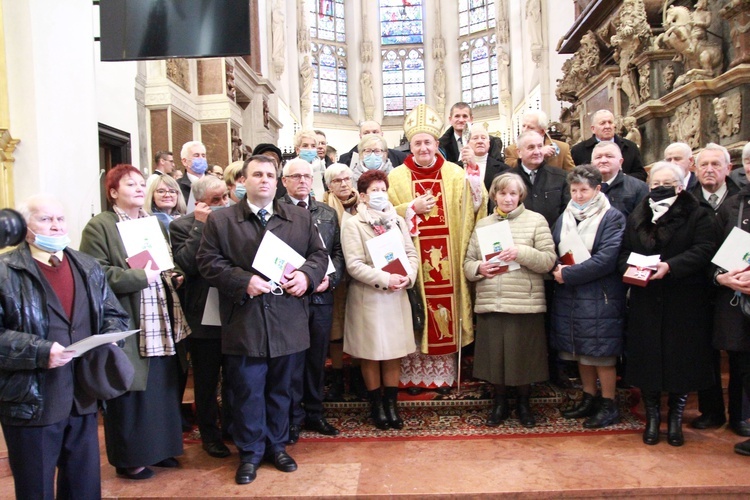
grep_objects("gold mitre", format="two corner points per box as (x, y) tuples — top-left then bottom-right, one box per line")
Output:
(404, 103), (443, 141)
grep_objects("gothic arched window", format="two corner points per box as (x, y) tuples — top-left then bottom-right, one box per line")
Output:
(309, 0), (348, 114)
(380, 0), (425, 116)
(458, 0), (499, 108)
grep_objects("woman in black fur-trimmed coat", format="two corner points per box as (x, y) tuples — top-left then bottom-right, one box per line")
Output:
(617, 162), (720, 447)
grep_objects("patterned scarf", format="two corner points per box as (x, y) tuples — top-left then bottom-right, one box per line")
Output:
(324, 190), (359, 224)
(357, 201), (397, 235)
(560, 191), (611, 252)
(113, 206), (191, 357)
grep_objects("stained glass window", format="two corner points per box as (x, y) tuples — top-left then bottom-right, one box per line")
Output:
(380, 0), (424, 46)
(458, 0), (496, 37)
(380, 0), (425, 116)
(459, 0), (499, 108)
(308, 0), (347, 114)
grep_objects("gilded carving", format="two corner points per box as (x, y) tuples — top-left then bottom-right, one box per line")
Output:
(610, 0), (652, 110)
(713, 94), (742, 138)
(667, 100), (701, 149)
(166, 58), (190, 92)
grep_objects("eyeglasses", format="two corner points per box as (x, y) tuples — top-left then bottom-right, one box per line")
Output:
(285, 174), (313, 181)
(155, 189), (178, 195)
(362, 149), (385, 155)
(330, 177), (352, 185)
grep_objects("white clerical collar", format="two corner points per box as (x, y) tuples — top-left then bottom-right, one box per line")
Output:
(247, 199), (274, 217)
(702, 182), (727, 203)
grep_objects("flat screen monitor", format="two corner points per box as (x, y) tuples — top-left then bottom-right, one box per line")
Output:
(100, 0), (251, 61)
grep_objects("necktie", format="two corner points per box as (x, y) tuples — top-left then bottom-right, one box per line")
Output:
(297, 200), (307, 209)
(457, 137), (463, 147)
(257, 208), (268, 227)
(708, 193), (719, 209)
(529, 171), (536, 184)
(49, 255), (62, 267)
(601, 182), (610, 194)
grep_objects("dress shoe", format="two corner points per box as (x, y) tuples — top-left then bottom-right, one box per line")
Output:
(116, 467), (154, 480)
(202, 441), (231, 458)
(152, 457), (179, 468)
(486, 396), (509, 427)
(734, 438), (750, 456)
(235, 462), (258, 484)
(730, 419), (750, 437)
(691, 412), (727, 429)
(265, 451), (298, 472)
(287, 424), (301, 444)
(305, 417), (340, 436)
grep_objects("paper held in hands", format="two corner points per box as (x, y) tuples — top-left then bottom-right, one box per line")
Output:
(623, 253), (660, 287)
(64, 330), (139, 357)
(252, 230), (306, 284)
(365, 228), (413, 277)
(712, 227), (750, 272)
(475, 220), (520, 274)
(116, 216), (174, 271)
(558, 233), (591, 266)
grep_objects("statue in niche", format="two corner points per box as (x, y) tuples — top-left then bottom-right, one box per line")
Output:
(433, 36), (446, 63)
(434, 65), (446, 112)
(526, 0), (543, 64)
(226, 63), (236, 101)
(654, 2), (723, 87)
(638, 65), (650, 101)
(297, 0), (311, 53)
(497, 46), (511, 105)
(713, 95), (742, 138)
(231, 129), (243, 162)
(272, 1), (286, 79)
(667, 100), (701, 149)
(610, 0), (652, 111)
(496, 0), (509, 45)
(263, 98), (270, 130)
(299, 56), (313, 118)
(360, 70), (375, 121)
(360, 40), (373, 64)
(662, 65), (676, 91)
(622, 116), (642, 149)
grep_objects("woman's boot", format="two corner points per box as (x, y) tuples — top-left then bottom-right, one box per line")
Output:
(486, 393), (509, 427)
(667, 393), (688, 447)
(583, 397), (620, 428)
(516, 396), (536, 428)
(642, 391), (661, 445)
(383, 386), (404, 430)
(561, 392), (598, 419)
(368, 389), (390, 430)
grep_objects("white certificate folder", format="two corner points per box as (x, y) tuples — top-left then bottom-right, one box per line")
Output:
(252, 230), (306, 284)
(475, 220), (520, 272)
(712, 227), (750, 272)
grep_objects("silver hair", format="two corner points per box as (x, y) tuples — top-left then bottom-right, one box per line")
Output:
(592, 141), (622, 157)
(524, 110), (549, 130)
(516, 130), (545, 149)
(696, 143), (731, 165)
(591, 109), (615, 124)
(468, 125), (489, 141)
(282, 158), (313, 177)
(649, 161), (685, 185)
(16, 195), (62, 223)
(357, 134), (388, 154)
(192, 175), (226, 202)
(664, 142), (693, 159)
(180, 140), (205, 160)
(743, 142), (750, 161)
(324, 163), (354, 185)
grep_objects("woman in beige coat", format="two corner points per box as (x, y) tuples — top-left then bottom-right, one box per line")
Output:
(464, 173), (556, 428)
(341, 170), (418, 430)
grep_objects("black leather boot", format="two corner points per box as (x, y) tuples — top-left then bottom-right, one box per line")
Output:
(642, 390), (661, 445)
(516, 396), (536, 428)
(583, 397), (620, 428)
(368, 389), (390, 430)
(383, 387), (404, 430)
(486, 394), (509, 427)
(325, 369), (344, 402)
(667, 393), (688, 447)
(561, 392), (598, 419)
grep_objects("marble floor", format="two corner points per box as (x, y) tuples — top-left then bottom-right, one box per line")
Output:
(1, 399), (750, 498)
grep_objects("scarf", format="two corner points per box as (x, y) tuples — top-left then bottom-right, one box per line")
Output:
(324, 190), (359, 224)
(113, 206), (191, 357)
(560, 192), (611, 252)
(648, 195), (678, 223)
(350, 154), (394, 184)
(357, 201), (398, 235)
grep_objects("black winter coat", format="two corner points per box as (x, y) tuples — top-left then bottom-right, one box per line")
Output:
(713, 184), (750, 352)
(571, 135), (647, 181)
(550, 208), (627, 358)
(617, 192), (720, 393)
(0, 244), (129, 422)
(511, 162), (571, 228)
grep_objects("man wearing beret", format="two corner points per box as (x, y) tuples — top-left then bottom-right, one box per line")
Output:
(0, 195), (130, 499)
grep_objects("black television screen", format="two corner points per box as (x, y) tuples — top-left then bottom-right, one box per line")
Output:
(100, 0), (251, 61)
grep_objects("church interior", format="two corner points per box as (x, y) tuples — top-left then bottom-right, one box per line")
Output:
(2, 0), (750, 497)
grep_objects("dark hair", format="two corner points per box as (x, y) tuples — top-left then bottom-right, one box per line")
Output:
(105, 164), (143, 204)
(357, 169), (389, 194)
(241, 155), (277, 177)
(153, 150), (172, 165)
(314, 129), (326, 138)
(449, 102), (472, 117)
(566, 164), (602, 188)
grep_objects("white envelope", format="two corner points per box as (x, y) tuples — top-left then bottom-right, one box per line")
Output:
(252, 230), (306, 284)
(63, 330), (139, 358)
(712, 227), (750, 272)
(626, 252), (661, 269)
(475, 220), (521, 272)
(116, 216), (174, 271)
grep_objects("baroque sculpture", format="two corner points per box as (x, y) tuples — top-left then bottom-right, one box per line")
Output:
(526, 0), (543, 64)
(622, 116), (642, 149)
(297, 0), (311, 53)
(610, 0), (652, 111)
(360, 70), (375, 121)
(272, 1), (286, 79)
(299, 55), (313, 121)
(638, 65), (650, 101)
(713, 94), (742, 138)
(496, 0), (509, 45)
(667, 99), (701, 148)
(654, 1), (723, 87)
(662, 65), (676, 91)
(556, 31), (599, 103)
